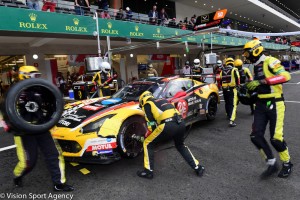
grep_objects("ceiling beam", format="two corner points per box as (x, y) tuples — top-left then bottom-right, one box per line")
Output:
(29, 38), (56, 47)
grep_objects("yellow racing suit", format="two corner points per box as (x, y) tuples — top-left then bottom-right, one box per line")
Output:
(250, 55), (291, 163)
(92, 71), (111, 97)
(236, 66), (254, 113)
(220, 65), (240, 121)
(142, 98), (200, 171)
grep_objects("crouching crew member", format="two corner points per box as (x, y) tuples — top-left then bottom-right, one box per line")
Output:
(220, 58), (240, 127)
(137, 91), (205, 179)
(244, 39), (293, 178)
(234, 59), (255, 114)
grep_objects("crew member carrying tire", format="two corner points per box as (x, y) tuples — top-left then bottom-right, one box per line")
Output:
(244, 39), (293, 178)
(234, 59), (255, 114)
(92, 61), (112, 97)
(220, 58), (240, 127)
(136, 91), (205, 179)
(1, 66), (74, 191)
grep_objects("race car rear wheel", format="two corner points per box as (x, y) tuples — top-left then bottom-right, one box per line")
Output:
(117, 116), (147, 158)
(2, 78), (64, 134)
(206, 94), (218, 121)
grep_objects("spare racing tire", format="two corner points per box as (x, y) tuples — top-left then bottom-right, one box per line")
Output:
(2, 78), (64, 134)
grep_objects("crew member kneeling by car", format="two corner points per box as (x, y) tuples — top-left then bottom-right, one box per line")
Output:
(1, 66), (74, 191)
(137, 91), (205, 179)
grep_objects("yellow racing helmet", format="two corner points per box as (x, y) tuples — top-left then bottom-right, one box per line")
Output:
(18, 66), (41, 80)
(243, 40), (264, 58)
(225, 58), (234, 66)
(234, 59), (243, 68)
(139, 91), (153, 108)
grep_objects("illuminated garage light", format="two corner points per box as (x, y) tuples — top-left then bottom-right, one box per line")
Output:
(130, 54), (134, 58)
(33, 54), (38, 59)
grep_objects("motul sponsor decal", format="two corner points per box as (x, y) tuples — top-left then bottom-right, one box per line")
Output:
(86, 142), (117, 151)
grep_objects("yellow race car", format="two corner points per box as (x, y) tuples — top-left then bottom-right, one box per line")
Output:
(51, 76), (219, 164)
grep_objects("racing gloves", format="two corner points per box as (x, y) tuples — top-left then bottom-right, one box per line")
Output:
(246, 79), (267, 91)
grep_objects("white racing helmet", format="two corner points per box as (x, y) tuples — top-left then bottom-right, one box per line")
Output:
(101, 61), (111, 74)
(193, 58), (201, 68)
(217, 60), (222, 66)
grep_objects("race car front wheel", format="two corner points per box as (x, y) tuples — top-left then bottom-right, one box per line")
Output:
(117, 116), (147, 158)
(206, 94), (218, 121)
(2, 78), (64, 134)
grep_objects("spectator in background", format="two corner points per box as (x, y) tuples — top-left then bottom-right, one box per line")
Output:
(27, 0), (40, 11)
(168, 18), (176, 28)
(97, 0), (108, 11)
(56, 72), (66, 95)
(101, 10), (111, 19)
(296, 58), (300, 70)
(115, 7), (125, 20)
(158, 8), (168, 26)
(188, 15), (196, 30)
(226, 24), (232, 36)
(75, 0), (90, 16)
(125, 7), (133, 21)
(182, 61), (191, 75)
(41, 0), (56, 12)
(148, 5), (158, 25)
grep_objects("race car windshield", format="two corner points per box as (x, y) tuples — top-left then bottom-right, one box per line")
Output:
(112, 82), (165, 101)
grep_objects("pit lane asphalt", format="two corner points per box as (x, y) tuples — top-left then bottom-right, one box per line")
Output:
(0, 71), (300, 200)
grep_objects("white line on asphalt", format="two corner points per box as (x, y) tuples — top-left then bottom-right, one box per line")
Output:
(0, 145), (16, 152)
(290, 71), (300, 75)
(285, 83), (299, 85)
(285, 101), (300, 104)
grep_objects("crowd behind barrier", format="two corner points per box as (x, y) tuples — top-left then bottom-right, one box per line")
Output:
(2, 0), (297, 36)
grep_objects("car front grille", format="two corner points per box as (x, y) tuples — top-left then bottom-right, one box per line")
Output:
(57, 140), (82, 153)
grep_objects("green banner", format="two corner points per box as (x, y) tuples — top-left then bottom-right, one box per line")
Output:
(0, 7), (297, 51)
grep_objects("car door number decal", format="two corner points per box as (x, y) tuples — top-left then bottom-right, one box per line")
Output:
(176, 100), (188, 119)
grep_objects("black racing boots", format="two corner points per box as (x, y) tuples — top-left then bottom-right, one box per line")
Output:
(53, 183), (74, 192)
(137, 169), (153, 179)
(195, 165), (205, 177)
(278, 162), (293, 178)
(260, 162), (278, 179)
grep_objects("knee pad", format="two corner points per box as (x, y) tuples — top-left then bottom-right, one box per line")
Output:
(270, 139), (287, 152)
(250, 134), (263, 149)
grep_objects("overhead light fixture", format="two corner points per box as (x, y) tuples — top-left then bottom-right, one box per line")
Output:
(204, 3), (206, 6)
(54, 55), (68, 58)
(195, 0), (197, 3)
(130, 54), (134, 58)
(33, 54), (38, 60)
(183, 54), (186, 57)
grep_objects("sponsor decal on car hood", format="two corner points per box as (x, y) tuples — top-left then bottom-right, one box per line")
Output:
(57, 98), (137, 128)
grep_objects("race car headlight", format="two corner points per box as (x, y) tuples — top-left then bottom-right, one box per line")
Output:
(81, 114), (115, 134)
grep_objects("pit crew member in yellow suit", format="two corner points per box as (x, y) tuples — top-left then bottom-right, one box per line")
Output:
(8, 66), (74, 191)
(244, 39), (293, 178)
(137, 91), (204, 179)
(234, 59), (255, 114)
(92, 61), (112, 97)
(220, 57), (240, 127)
